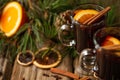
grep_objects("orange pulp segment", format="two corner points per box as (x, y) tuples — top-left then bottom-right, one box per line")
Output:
(102, 36), (120, 46)
(74, 9), (99, 23)
(0, 1), (26, 37)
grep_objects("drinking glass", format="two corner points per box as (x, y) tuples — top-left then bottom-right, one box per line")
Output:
(79, 48), (96, 76)
(95, 45), (120, 80)
(58, 3), (106, 52)
(79, 27), (120, 80)
(93, 27), (120, 48)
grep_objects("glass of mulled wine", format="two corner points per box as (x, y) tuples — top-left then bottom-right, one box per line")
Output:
(58, 3), (106, 52)
(93, 27), (120, 80)
(95, 45), (120, 80)
(74, 3), (106, 52)
(79, 27), (120, 80)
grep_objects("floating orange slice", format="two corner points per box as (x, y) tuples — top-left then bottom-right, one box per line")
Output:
(102, 36), (120, 46)
(74, 9), (98, 23)
(74, 9), (83, 15)
(0, 1), (27, 37)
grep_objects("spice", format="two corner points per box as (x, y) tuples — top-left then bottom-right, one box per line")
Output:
(43, 73), (49, 77)
(51, 74), (62, 80)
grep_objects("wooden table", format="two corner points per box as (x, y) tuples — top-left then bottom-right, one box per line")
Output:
(0, 55), (12, 80)
(11, 54), (73, 80)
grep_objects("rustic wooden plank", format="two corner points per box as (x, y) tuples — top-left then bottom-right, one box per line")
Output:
(11, 54), (73, 80)
(0, 56), (12, 80)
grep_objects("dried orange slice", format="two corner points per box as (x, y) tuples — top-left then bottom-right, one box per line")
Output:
(74, 9), (98, 23)
(33, 47), (62, 69)
(0, 1), (27, 37)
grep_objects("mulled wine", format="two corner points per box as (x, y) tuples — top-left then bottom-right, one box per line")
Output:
(96, 45), (120, 80)
(93, 27), (120, 48)
(93, 27), (120, 80)
(73, 4), (106, 52)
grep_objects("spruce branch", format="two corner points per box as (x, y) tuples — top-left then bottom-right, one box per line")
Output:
(28, 0), (34, 10)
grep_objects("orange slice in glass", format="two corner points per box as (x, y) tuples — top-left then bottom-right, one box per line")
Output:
(102, 36), (120, 46)
(74, 9), (99, 23)
(0, 1), (27, 37)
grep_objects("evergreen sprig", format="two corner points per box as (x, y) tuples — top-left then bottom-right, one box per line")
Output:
(37, 0), (72, 13)
(0, 0), (10, 10)
(11, 19), (43, 54)
(39, 12), (58, 40)
(106, 5), (120, 27)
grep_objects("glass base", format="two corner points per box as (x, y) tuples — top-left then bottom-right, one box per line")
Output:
(93, 72), (102, 80)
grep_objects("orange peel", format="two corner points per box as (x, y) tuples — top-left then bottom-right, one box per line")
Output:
(0, 1), (27, 37)
(102, 36), (120, 46)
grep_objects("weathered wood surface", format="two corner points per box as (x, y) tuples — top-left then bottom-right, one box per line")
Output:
(11, 54), (73, 80)
(0, 56), (12, 80)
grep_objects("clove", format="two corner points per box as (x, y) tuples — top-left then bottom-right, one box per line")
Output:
(51, 74), (62, 80)
(43, 73), (49, 77)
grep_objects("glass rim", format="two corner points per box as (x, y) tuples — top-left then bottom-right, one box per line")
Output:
(73, 3), (104, 11)
(93, 27), (120, 49)
(71, 3), (105, 27)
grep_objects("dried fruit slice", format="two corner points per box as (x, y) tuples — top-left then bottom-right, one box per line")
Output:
(0, 1), (27, 37)
(74, 9), (98, 23)
(102, 36), (120, 46)
(33, 47), (62, 69)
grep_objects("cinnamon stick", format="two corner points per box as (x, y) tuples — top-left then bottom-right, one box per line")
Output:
(83, 6), (111, 25)
(50, 68), (90, 80)
(79, 76), (90, 80)
(50, 68), (80, 79)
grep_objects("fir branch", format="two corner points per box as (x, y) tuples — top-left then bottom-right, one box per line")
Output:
(106, 5), (117, 26)
(0, 0), (10, 10)
(41, 48), (51, 59)
(17, 0), (29, 10)
(13, 24), (29, 39)
(50, 0), (72, 13)
(61, 47), (78, 59)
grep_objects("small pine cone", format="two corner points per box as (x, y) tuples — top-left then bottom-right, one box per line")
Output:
(54, 10), (72, 30)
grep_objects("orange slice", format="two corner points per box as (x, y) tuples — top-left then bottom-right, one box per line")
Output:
(102, 36), (120, 46)
(0, 1), (27, 37)
(74, 9), (83, 15)
(74, 9), (98, 23)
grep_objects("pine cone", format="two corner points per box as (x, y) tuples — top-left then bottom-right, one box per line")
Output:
(55, 10), (72, 30)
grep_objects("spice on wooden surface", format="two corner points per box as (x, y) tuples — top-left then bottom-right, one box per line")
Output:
(51, 74), (62, 80)
(50, 68), (79, 79)
(43, 73), (50, 77)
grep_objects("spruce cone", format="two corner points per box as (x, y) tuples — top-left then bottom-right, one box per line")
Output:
(55, 10), (72, 30)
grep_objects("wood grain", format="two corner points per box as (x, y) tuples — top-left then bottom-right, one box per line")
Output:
(0, 56), (12, 80)
(11, 54), (73, 80)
